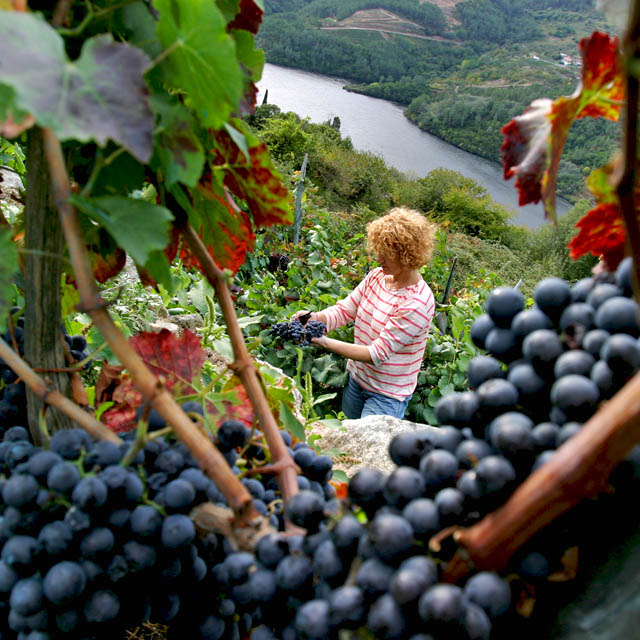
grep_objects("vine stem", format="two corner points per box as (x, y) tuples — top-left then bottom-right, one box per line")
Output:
(442, 371), (640, 583)
(0, 338), (121, 444)
(171, 198), (301, 507)
(41, 128), (259, 525)
(617, 1), (640, 296)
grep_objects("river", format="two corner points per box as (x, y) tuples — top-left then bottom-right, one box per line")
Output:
(256, 63), (572, 229)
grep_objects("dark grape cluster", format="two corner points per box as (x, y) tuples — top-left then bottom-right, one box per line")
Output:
(0, 417), (341, 639)
(267, 254), (290, 274)
(270, 320), (326, 346)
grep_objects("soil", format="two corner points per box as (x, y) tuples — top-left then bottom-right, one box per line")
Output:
(320, 7), (460, 41)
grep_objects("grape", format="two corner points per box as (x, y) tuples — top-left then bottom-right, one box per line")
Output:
(83, 589), (120, 623)
(533, 277), (571, 322)
(464, 603), (492, 640)
(161, 514), (195, 548)
(285, 490), (325, 532)
(553, 350), (595, 378)
(559, 302), (594, 333)
(328, 585), (366, 628)
(42, 561), (86, 605)
(216, 419), (250, 451)
(570, 277), (596, 302)
(470, 314), (496, 350)
(295, 599), (330, 639)
(366, 593), (406, 639)
(419, 449), (459, 494)
(9, 577), (43, 616)
(383, 466), (425, 507)
(511, 308), (553, 340)
(402, 499), (440, 540)
(485, 287), (525, 328)
(356, 558), (395, 601)
(463, 571), (512, 618)
(368, 513), (414, 563)
(388, 431), (432, 468)
(467, 355), (505, 389)
(595, 296), (640, 335)
(550, 374), (599, 422)
(418, 584), (466, 631)
(522, 329), (564, 373)
(587, 282), (622, 309)
(615, 256), (633, 296)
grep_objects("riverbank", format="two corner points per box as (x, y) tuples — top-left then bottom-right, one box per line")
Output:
(257, 63), (574, 229)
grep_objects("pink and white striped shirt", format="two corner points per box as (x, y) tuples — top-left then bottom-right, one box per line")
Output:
(323, 267), (435, 400)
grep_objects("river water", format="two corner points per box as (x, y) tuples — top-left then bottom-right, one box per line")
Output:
(256, 63), (572, 229)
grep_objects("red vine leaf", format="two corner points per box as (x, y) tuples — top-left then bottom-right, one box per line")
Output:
(211, 119), (293, 227)
(568, 203), (627, 269)
(101, 404), (138, 433)
(228, 0), (264, 34)
(129, 329), (207, 392)
(88, 243), (126, 283)
(502, 32), (623, 220)
(210, 380), (255, 428)
(176, 185), (256, 274)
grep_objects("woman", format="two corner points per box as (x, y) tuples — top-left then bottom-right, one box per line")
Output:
(294, 207), (436, 420)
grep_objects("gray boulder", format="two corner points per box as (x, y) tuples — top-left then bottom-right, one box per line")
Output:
(309, 415), (438, 477)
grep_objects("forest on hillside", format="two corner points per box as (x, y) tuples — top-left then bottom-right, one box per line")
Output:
(257, 0), (619, 201)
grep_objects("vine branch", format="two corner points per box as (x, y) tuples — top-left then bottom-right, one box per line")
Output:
(170, 194), (301, 508)
(617, 1), (640, 297)
(41, 128), (260, 526)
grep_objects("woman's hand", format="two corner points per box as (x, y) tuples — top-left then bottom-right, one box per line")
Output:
(311, 335), (329, 348)
(291, 309), (313, 324)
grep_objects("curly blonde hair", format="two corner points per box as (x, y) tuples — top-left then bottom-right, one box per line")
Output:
(366, 207), (436, 269)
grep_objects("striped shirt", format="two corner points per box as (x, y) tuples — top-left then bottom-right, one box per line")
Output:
(323, 267), (435, 399)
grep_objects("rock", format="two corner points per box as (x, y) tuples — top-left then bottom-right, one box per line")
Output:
(149, 320), (180, 334)
(172, 313), (204, 330)
(309, 415), (437, 477)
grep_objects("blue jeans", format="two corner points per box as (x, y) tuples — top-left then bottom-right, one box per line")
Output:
(342, 374), (411, 420)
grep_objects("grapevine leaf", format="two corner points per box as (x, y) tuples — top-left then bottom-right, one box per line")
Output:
(95, 363), (126, 406)
(211, 119), (293, 227)
(231, 29), (264, 79)
(568, 203), (627, 268)
(585, 162), (619, 204)
(332, 470), (349, 484)
(91, 151), (145, 197)
(0, 13), (153, 161)
(215, 0), (240, 22)
(217, 378), (255, 427)
(71, 195), (173, 278)
(150, 94), (205, 188)
(80, 227), (127, 284)
(228, 0), (264, 34)
(231, 29), (264, 115)
(279, 401), (306, 441)
(568, 158), (636, 270)
(171, 184), (255, 274)
(502, 32), (623, 220)
(155, 0), (243, 129)
(101, 405), (138, 433)
(130, 329), (207, 390)
(0, 84), (34, 137)
(0, 229), (18, 333)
